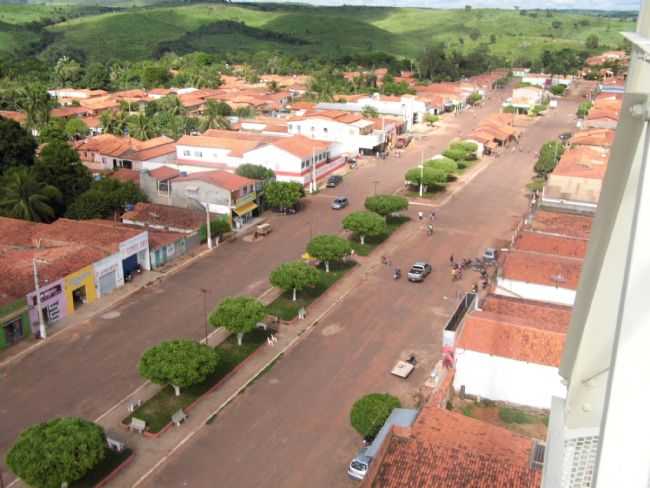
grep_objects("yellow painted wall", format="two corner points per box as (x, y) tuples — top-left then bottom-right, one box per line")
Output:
(63, 265), (98, 314)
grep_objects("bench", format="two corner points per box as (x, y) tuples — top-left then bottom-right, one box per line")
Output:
(172, 409), (188, 427)
(129, 417), (147, 434)
(106, 430), (127, 452)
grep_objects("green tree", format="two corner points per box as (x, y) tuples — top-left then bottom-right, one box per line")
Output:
(490, 33), (497, 44)
(350, 393), (401, 439)
(424, 113), (440, 126)
(426, 157), (458, 175)
(34, 140), (92, 212)
(142, 66), (170, 89)
(342, 211), (386, 245)
(139, 340), (219, 396)
(467, 92), (482, 106)
(16, 83), (51, 130)
(405, 166), (448, 190)
(550, 84), (566, 96)
(585, 34), (600, 49)
(469, 29), (481, 41)
(270, 261), (320, 301)
(64, 117), (89, 139)
(552, 20), (562, 29)
(361, 105), (379, 118)
(209, 296), (266, 346)
(53, 56), (82, 87)
(364, 194), (408, 220)
(65, 178), (147, 220)
(577, 100), (593, 118)
(81, 62), (111, 90)
(128, 113), (153, 141)
(534, 140), (565, 175)
(236, 163), (275, 181)
(264, 181), (303, 211)
(199, 217), (231, 243)
(0, 168), (61, 222)
(306, 235), (352, 272)
(201, 100), (231, 131)
(0, 116), (37, 172)
(6, 417), (106, 488)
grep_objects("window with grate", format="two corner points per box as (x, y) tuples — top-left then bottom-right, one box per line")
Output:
(562, 435), (599, 488)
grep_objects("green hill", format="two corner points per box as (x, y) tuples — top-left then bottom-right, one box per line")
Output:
(0, 2), (635, 63)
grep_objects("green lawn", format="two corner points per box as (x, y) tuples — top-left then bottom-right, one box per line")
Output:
(123, 329), (267, 433)
(349, 215), (409, 256)
(265, 261), (355, 321)
(0, 3), (633, 63)
(71, 448), (133, 488)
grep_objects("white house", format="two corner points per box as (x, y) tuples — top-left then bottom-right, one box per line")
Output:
(76, 134), (176, 172)
(243, 135), (338, 188)
(287, 109), (385, 157)
(495, 250), (582, 306)
(453, 294), (570, 409)
(315, 94), (429, 130)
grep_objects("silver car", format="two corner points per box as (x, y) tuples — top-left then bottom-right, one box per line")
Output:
(331, 196), (349, 209)
(407, 262), (432, 282)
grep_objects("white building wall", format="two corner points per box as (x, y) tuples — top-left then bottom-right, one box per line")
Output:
(289, 118), (362, 155)
(495, 277), (576, 306)
(243, 145), (304, 182)
(175, 144), (243, 168)
(92, 253), (124, 297)
(453, 349), (567, 409)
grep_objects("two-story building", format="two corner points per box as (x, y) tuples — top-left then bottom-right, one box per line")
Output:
(140, 169), (257, 228)
(287, 109), (385, 157)
(76, 134), (177, 172)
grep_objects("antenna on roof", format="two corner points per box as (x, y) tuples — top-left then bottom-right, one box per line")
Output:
(550, 274), (567, 288)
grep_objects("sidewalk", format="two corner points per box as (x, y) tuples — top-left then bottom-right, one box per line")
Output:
(91, 236), (393, 487)
(0, 245), (215, 369)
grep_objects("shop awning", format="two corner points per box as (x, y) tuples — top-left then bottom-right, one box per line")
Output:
(233, 202), (258, 216)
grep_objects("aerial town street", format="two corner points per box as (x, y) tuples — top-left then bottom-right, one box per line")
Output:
(0, 87), (579, 487)
(137, 96), (580, 488)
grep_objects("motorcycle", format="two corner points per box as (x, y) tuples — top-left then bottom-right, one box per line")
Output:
(393, 268), (401, 280)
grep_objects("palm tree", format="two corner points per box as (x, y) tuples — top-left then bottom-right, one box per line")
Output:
(16, 83), (51, 130)
(200, 100), (231, 132)
(112, 110), (129, 135)
(99, 111), (115, 134)
(127, 113), (153, 141)
(0, 168), (62, 222)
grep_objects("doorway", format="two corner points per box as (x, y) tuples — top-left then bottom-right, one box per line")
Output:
(3, 318), (24, 345)
(72, 286), (87, 310)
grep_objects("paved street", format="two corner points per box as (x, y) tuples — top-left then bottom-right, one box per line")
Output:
(138, 101), (578, 487)
(0, 87), (579, 487)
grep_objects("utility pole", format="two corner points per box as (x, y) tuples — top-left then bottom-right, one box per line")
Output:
(311, 147), (317, 194)
(373, 180), (379, 195)
(205, 203), (213, 250)
(32, 258), (47, 340)
(419, 151), (425, 198)
(200, 288), (209, 344)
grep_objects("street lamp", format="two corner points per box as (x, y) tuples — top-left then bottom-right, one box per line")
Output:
(199, 288), (209, 344)
(418, 158), (425, 198)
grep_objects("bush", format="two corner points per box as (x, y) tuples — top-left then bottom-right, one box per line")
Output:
(7, 417), (106, 488)
(577, 100), (593, 118)
(199, 217), (231, 242)
(535, 140), (564, 175)
(442, 147), (468, 162)
(425, 157), (457, 173)
(550, 84), (566, 96)
(350, 393), (401, 439)
(499, 407), (534, 424)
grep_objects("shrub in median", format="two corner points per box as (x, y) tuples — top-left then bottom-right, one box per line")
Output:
(210, 296), (266, 345)
(405, 166), (448, 192)
(342, 211), (386, 245)
(307, 235), (352, 272)
(350, 393), (401, 439)
(270, 261), (320, 302)
(364, 194), (408, 220)
(7, 417), (106, 488)
(139, 340), (220, 396)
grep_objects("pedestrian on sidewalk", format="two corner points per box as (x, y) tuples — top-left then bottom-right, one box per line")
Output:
(418, 211), (423, 220)
(449, 254), (455, 266)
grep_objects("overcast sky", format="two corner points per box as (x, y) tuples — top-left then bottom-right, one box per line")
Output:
(237, 0), (639, 11)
